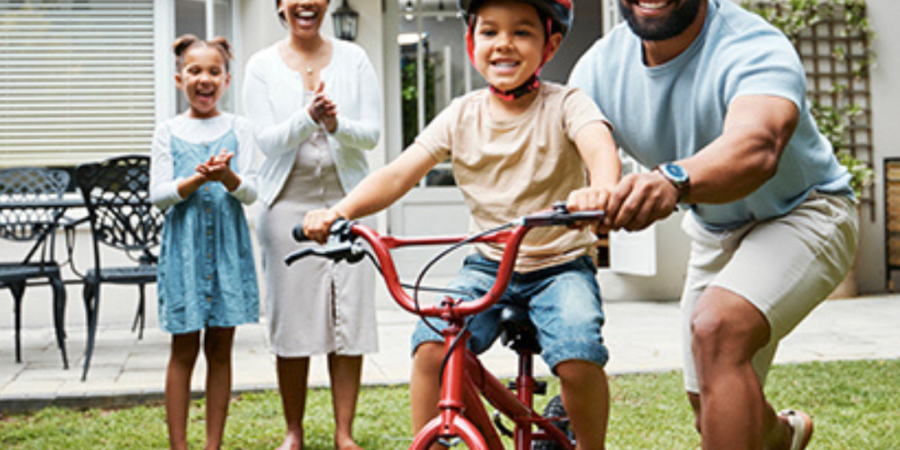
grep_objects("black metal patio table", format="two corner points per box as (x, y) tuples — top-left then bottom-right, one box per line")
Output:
(1, 167), (85, 369)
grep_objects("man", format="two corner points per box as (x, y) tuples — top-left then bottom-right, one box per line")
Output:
(570, 1), (859, 449)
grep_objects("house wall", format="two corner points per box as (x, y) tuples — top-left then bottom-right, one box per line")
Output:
(857, 0), (900, 294)
(6, 0), (896, 333)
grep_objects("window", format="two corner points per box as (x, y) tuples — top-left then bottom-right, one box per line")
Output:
(0, 0), (156, 167)
(398, 0), (484, 188)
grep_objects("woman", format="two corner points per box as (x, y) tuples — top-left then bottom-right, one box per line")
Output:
(242, 1), (381, 449)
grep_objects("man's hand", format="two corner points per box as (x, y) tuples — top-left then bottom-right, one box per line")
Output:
(303, 208), (343, 244)
(605, 171), (680, 232)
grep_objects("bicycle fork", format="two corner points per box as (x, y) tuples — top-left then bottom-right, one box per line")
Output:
(411, 324), (500, 450)
(410, 325), (573, 449)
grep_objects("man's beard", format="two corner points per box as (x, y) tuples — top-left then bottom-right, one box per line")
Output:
(619, 0), (704, 42)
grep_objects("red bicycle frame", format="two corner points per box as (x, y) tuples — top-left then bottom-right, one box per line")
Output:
(340, 222), (577, 450)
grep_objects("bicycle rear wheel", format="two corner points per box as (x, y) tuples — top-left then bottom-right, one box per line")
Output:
(533, 394), (575, 450)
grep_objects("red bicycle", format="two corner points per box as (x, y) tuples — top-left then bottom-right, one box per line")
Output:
(286, 203), (604, 450)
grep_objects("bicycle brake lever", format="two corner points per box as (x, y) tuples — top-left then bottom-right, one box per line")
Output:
(284, 247), (318, 266)
(284, 241), (366, 266)
(284, 242), (363, 265)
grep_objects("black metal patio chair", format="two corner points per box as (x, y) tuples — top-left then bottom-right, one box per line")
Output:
(73, 155), (163, 380)
(0, 167), (72, 369)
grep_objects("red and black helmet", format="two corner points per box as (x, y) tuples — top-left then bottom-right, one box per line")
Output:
(457, 0), (574, 38)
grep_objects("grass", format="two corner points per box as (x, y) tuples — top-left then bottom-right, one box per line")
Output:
(1, 359), (899, 449)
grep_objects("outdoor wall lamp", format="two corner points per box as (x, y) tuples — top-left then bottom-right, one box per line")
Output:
(333, 0), (359, 41)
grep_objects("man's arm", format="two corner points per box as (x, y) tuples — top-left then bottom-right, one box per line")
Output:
(681, 95), (799, 203)
(606, 94), (799, 231)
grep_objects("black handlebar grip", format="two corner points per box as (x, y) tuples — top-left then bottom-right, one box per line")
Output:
(292, 224), (309, 242)
(566, 210), (606, 222)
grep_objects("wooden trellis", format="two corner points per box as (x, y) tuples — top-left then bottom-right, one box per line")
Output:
(796, 7), (874, 218)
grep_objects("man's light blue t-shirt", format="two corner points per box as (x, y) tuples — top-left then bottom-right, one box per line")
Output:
(569, 0), (852, 230)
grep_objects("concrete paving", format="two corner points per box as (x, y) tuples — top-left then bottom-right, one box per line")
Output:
(1, 295), (899, 414)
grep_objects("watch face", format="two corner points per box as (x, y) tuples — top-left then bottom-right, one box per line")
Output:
(663, 163), (688, 182)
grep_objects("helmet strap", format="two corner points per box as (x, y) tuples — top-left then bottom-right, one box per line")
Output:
(488, 74), (540, 101)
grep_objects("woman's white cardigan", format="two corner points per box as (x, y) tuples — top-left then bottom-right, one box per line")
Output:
(242, 38), (382, 206)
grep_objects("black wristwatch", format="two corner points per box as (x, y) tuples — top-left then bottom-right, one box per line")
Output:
(653, 163), (690, 202)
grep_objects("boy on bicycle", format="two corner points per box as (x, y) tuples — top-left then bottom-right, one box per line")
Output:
(304, 0), (619, 448)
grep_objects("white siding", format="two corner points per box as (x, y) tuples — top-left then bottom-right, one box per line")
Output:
(0, 0), (156, 167)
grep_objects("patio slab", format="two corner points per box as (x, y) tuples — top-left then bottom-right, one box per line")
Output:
(1, 295), (899, 414)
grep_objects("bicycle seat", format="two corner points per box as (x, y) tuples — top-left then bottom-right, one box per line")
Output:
(498, 305), (542, 355)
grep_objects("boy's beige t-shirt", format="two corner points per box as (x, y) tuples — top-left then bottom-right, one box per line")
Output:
(414, 82), (610, 272)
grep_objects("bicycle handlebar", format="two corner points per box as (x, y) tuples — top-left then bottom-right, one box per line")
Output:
(292, 224), (308, 242)
(285, 203), (604, 319)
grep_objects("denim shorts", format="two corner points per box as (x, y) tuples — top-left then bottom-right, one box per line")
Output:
(410, 253), (609, 372)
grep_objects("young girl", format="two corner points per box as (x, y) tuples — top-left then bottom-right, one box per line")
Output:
(150, 34), (259, 450)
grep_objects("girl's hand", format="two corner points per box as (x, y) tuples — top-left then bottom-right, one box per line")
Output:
(307, 82), (338, 133)
(566, 187), (612, 235)
(197, 149), (235, 182)
(303, 208), (343, 244)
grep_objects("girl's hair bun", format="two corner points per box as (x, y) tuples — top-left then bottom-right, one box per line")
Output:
(173, 34), (234, 72)
(208, 36), (234, 61)
(173, 34), (200, 57)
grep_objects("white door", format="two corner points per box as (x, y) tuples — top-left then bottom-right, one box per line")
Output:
(383, 0), (480, 281)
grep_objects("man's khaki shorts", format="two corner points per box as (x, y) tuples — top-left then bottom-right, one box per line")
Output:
(680, 192), (859, 393)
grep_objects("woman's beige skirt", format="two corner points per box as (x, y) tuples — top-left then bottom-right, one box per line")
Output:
(257, 135), (378, 357)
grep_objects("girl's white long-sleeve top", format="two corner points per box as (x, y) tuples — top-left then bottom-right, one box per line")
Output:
(242, 39), (382, 206)
(150, 113), (258, 210)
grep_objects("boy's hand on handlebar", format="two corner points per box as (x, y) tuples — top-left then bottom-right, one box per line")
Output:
(566, 187), (611, 235)
(303, 208), (343, 244)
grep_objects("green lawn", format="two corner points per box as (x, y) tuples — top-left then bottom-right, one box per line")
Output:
(2, 359), (898, 449)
